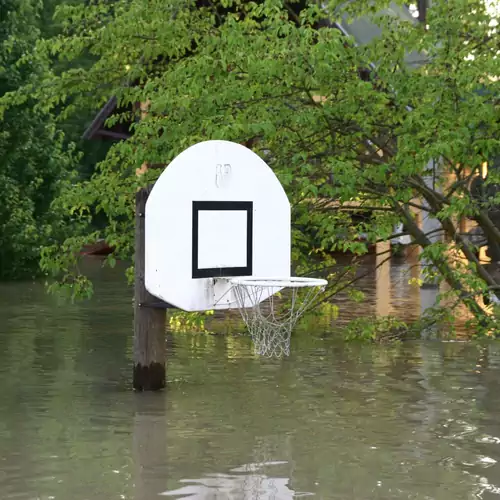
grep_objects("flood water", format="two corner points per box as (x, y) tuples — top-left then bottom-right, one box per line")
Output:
(1, 258), (500, 499)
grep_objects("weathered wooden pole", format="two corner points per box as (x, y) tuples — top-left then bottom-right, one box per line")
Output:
(134, 187), (166, 391)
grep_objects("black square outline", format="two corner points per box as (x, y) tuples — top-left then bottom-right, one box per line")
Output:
(192, 201), (253, 279)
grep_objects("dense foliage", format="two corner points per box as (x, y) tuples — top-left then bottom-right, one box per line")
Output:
(2, 0), (500, 332)
(0, 0), (79, 278)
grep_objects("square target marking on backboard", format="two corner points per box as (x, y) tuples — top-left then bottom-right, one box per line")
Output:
(192, 201), (253, 279)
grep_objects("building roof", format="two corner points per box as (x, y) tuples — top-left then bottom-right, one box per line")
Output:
(82, 96), (132, 141)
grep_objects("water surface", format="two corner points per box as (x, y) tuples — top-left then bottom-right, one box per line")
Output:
(0, 259), (499, 499)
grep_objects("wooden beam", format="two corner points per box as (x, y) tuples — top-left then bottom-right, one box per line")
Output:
(95, 129), (132, 141)
(82, 96), (118, 140)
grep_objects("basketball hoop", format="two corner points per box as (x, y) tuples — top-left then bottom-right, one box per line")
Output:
(224, 277), (327, 358)
(145, 141), (326, 357)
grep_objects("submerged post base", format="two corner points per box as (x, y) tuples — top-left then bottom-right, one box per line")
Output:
(133, 362), (166, 391)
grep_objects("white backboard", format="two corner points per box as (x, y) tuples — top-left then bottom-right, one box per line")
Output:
(145, 140), (290, 311)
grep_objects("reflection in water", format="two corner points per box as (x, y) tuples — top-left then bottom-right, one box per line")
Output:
(324, 250), (473, 334)
(161, 461), (297, 499)
(0, 259), (500, 499)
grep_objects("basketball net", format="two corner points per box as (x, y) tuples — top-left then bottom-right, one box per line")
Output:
(229, 278), (326, 358)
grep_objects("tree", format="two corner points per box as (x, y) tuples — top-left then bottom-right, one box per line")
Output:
(0, 0), (78, 278)
(4, 0), (500, 332)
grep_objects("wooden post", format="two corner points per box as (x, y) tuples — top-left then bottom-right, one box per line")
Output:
(420, 159), (443, 287)
(375, 241), (392, 317)
(134, 187), (166, 391)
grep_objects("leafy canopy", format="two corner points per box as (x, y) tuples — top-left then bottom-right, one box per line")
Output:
(4, 0), (500, 331)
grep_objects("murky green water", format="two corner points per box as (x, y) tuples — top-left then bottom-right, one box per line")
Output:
(1, 259), (500, 499)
